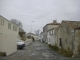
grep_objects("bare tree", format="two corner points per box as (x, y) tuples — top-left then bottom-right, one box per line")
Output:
(10, 19), (24, 32)
(34, 29), (40, 36)
(10, 19), (26, 40)
(10, 19), (23, 28)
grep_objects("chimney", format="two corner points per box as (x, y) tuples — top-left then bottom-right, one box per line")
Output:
(53, 20), (57, 23)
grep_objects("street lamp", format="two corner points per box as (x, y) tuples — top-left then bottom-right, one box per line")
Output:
(31, 21), (34, 39)
(31, 21), (34, 34)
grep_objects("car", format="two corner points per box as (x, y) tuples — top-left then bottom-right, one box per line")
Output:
(17, 39), (25, 49)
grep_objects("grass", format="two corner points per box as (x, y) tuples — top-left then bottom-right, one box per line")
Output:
(49, 44), (73, 57)
(0, 52), (6, 56)
(61, 48), (73, 57)
(49, 44), (59, 51)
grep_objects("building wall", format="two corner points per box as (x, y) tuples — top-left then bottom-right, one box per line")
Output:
(47, 31), (50, 44)
(0, 15), (19, 36)
(0, 34), (17, 56)
(0, 15), (19, 56)
(55, 27), (61, 48)
(47, 25), (59, 31)
(40, 32), (43, 42)
(50, 34), (55, 46)
(43, 25), (48, 43)
(34, 36), (39, 40)
(43, 24), (59, 43)
(47, 29), (55, 46)
(60, 22), (74, 51)
(73, 30), (80, 55)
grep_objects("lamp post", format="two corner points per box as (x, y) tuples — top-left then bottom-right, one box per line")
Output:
(31, 21), (34, 37)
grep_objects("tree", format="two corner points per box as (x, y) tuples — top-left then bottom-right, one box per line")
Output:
(19, 31), (26, 41)
(10, 19), (26, 40)
(10, 19), (24, 32)
(34, 29), (40, 36)
(10, 19), (23, 28)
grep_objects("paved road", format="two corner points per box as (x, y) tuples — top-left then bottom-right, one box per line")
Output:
(0, 41), (80, 60)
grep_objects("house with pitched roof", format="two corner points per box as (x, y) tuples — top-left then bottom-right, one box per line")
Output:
(59, 20), (80, 57)
(43, 20), (60, 43)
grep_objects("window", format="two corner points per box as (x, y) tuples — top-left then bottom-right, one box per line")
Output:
(13, 26), (15, 31)
(1, 19), (4, 26)
(13, 26), (17, 31)
(49, 31), (52, 35)
(8, 23), (11, 29)
(49, 31), (51, 35)
(14, 26), (15, 31)
(1, 19), (2, 25)
(52, 30), (53, 35)
(51, 30), (53, 35)
(52, 30), (54, 34)
(8, 23), (9, 29)
(59, 38), (62, 47)
(49, 38), (50, 42)
(3, 20), (4, 26)
(15, 27), (17, 31)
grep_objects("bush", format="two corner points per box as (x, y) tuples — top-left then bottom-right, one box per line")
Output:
(27, 36), (32, 39)
(49, 45), (73, 57)
(61, 48), (73, 57)
(78, 44), (80, 55)
(0, 52), (6, 56)
(49, 44), (59, 51)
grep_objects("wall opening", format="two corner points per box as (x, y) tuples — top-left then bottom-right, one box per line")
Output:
(59, 38), (62, 47)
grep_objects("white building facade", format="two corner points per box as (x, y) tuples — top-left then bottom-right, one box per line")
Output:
(0, 15), (19, 56)
(40, 32), (43, 42)
(47, 28), (56, 46)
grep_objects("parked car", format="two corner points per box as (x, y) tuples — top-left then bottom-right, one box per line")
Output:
(17, 39), (25, 49)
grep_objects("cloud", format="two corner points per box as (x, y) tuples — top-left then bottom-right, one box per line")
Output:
(0, 0), (80, 33)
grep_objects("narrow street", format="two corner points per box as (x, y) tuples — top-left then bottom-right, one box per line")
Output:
(0, 41), (80, 60)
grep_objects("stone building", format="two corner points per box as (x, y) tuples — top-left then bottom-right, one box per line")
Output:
(43, 20), (60, 43)
(54, 26), (61, 48)
(59, 21), (80, 57)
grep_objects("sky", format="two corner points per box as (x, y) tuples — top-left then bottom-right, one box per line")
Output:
(0, 0), (80, 33)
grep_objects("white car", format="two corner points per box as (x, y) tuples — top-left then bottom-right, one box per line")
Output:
(17, 39), (25, 49)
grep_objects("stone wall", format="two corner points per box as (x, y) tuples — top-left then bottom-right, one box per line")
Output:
(60, 22), (74, 51)
(73, 29), (80, 57)
(54, 21), (80, 57)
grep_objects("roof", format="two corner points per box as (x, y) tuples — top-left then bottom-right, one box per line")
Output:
(47, 22), (60, 25)
(0, 15), (19, 28)
(47, 26), (60, 32)
(62, 20), (80, 29)
(43, 22), (60, 28)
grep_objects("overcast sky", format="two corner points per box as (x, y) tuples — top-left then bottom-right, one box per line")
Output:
(0, 0), (80, 33)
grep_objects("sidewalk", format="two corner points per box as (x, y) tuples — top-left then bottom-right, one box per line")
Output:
(25, 39), (32, 46)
